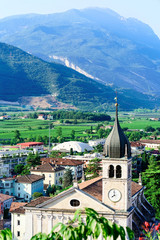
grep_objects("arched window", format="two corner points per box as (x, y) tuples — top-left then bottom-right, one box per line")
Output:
(70, 199), (80, 207)
(116, 165), (122, 178)
(109, 165), (114, 178)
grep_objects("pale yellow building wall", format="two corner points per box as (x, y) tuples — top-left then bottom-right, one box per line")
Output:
(30, 170), (64, 186)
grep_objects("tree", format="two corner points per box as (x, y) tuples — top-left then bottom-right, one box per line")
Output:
(142, 155), (160, 218)
(26, 152), (41, 167)
(144, 126), (155, 132)
(14, 164), (24, 175)
(71, 130), (75, 140)
(62, 169), (73, 188)
(97, 128), (105, 138)
(56, 127), (62, 137)
(94, 144), (103, 153)
(141, 151), (150, 171)
(86, 158), (102, 178)
(14, 130), (21, 140)
(70, 148), (73, 155)
(129, 131), (141, 141)
(32, 192), (43, 199)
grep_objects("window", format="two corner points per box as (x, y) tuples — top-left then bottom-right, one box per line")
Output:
(5, 191), (9, 195)
(58, 173), (60, 176)
(17, 220), (20, 225)
(70, 199), (80, 207)
(49, 174), (51, 178)
(18, 193), (20, 197)
(109, 165), (114, 178)
(116, 165), (122, 178)
(17, 231), (20, 237)
(5, 183), (9, 187)
(18, 187), (20, 190)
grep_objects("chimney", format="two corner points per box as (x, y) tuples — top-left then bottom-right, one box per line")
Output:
(138, 173), (142, 186)
(81, 169), (85, 183)
(73, 171), (79, 189)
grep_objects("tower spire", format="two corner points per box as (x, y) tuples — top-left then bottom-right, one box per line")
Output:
(103, 93), (131, 158)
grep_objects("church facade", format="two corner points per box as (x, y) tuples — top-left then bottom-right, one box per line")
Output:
(11, 105), (155, 240)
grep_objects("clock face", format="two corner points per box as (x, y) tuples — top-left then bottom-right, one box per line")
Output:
(108, 189), (121, 202)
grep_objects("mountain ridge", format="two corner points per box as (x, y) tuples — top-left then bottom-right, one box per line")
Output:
(0, 8), (160, 96)
(0, 41), (158, 111)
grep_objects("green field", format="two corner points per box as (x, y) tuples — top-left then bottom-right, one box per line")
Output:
(0, 119), (93, 140)
(0, 115), (160, 141)
(119, 118), (160, 130)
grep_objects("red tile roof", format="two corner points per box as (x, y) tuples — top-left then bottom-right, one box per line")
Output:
(140, 140), (160, 144)
(31, 163), (65, 173)
(10, 202), (27, 213)
(0, 194), (14, 202)
(79, 177), (143, 201)
(17, 142), (43, 147)
(41, 158), (84, 166)
(25, 196), (52, 207)
(16, 174), (44, 183)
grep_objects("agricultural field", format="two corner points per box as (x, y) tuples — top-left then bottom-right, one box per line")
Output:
(119, 118), (160, 130)
(0, 112), (160, 142)
(0, 119), (94, 140)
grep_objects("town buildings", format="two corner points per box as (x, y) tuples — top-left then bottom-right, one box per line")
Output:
(10, 104), (155, 239)
(30, 163), (64, 186)
(0, 175), (44, 201)
(40, 157), (84, 178)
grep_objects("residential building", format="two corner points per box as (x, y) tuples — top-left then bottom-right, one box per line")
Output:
(15, 175), (44, 201)
(37, 114), (47, 120)
(10, 202), (27, 240)
(0, 178), (15, 195)
(0, 175), (44, 201)
(140, 139), (160, 150)
(41, 158), (84, 178)
(17, 142), (44, 153)
(88, 138), (105, 147)
(0, 194), (14, 214)
(30, 163), (64, 186)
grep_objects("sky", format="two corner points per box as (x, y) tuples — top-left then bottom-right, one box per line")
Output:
(1, 0), (160, 38)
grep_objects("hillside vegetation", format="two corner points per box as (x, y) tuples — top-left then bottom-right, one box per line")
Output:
(0, 8), (160, 95)
(0, 42), (158, 111)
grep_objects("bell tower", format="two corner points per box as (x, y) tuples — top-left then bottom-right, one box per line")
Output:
(102, 101), (132, 211)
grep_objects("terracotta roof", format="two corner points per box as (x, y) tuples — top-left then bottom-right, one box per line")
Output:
(79, 177), (102, 201)
(79, 176), (102, 190)
(41, 158), (84, 166)
(25, 196), (52, 207)
(130, 142), (143, 147)
(0, 194), (14, 202)
(16, 174), (44, 183)
(140, 140), (160, 144)
(10, 202), (27, 213)
(31, 163), (65, 173)
(132, 181), (143, 196)
(79, 177), (143, 201)
(17, 142), (43, 147)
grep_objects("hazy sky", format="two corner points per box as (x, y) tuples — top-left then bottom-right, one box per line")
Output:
(1, 0), (160, 38)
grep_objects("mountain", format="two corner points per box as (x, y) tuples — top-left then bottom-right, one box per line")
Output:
(0, 42), (158, 111)
(0, 8), (160, 95)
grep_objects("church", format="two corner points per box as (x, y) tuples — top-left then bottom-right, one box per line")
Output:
(11, 104), (155, 240)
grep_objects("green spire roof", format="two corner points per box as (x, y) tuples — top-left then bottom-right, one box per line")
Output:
(103, 103), (131, 158)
